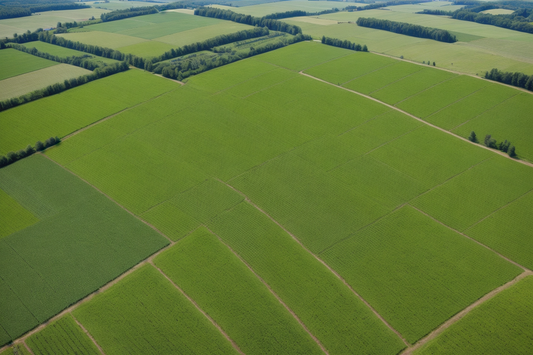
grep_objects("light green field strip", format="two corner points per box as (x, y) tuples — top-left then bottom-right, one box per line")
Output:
(58, 31), (147, 50)
(140, 202), (200, 242)
(154, 22), (252, 47)
(0, 64), (91, 101)
(412, 155), (533, 232)
(207, 202), (406, 354)
(26, 314), (100, 355)
(414, 275), (533, 354)
(115, 41), (174, 58)
(211, 1), (367, 17)
(88, 0), (154, 11)
(0, 344), (31, 355)
(0, 9), (109, 39)
(22, 41), (118, 64)
(0, 69), (178, 155)
(0, 48), (57, 81)
(73, 265), (238, 355)
(0, 188), (38, 239)
(0, 155), (169, 346)
(321, 205), (523, 344)
(465, 191), (533, 270)
(384, 3), (464, 14)
(154, 227), (324, 354)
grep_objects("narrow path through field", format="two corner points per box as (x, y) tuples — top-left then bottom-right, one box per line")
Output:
(150, 261), (245, 355)
(152, 73), (185, 85)
(22, 342), (34, 355)
(299, 72), (533, 168)
(71, 314), (106, 355)
(203, 225), (330, 355)
(218, 180), (410, 347)
(401, 270), (533, 354)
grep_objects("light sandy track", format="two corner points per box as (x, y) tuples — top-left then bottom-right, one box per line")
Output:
(71, 314), (106, 355)
(401, 270), (533, 355)
(203, 225), (330, 354)
(219, 180), (410, 348)
(299, 71), (533, 168)
(23, 342), (34, 355)
(150, 262), (245, 355)
(152, 73), (185, 85)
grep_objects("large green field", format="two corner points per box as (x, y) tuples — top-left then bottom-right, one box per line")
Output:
(21, 41), (119, 65)
(0, 48), (57, 81)
(0, 155), (168, 346)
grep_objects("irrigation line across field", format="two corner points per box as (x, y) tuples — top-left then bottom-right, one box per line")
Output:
(218, 180), (411, 347)
(299, 72), (533, 168)
(203, 224), (330, 355)
(401, 270), (533, 355)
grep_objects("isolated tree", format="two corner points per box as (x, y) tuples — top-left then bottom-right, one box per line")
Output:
(362, 44), (368, 52)
(508, 145), (516, 157)
(433, 62), (436, 66)
(35, 141), (44, 151)
(468, 131), (477, 142)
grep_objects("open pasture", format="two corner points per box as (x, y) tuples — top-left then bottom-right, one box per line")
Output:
(208, 202), (406, 354)
(415, 275), (533, 354)
(211, 1), (367, 17)
(155, 227), (323, 354)
(0, 155), (168, 346)
(0, 48), (57, 81)
(0, 64), (91, 101)
(0, 69), (177, 155)
(26, 315), (100, 355)
(73, 264), (238, 355)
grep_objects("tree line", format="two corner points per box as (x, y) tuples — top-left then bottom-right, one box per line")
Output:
(0, 137), (60, 169)
(356, 17), (457, 43)
(484, 68), (533, 91)
(452, 9), (533, 34)
(321, 36), (368, 52)
(468, 131), (516, 157)
(100, 6), (158, 22)
(151, 27), (269, 63)
(0, 62), (129, 112)
(153, 33), (310, 81)
(417, 9), (455, 16)
(194, 7), (303, 35)
(0, 2), (89, 19)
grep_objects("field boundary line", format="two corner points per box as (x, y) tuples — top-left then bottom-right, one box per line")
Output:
(393, 76), (457, 107)
(299, 72), (533, 168)
(424, 86), (487, 121)
(219, 181), (410, 347)
(241, 75), (299, 99)
(149, 262), (245, 355)
(71, 313), (106, 355)
(366, 68), (425, 95)
(340, 62), (398, 86)
(203, 225), (330, 355)
(23, 341), (34, 355)
(40, 153), (173, 244)
(152, 73), (184, 85)
(409, 204), (531, 272)
(401, 270), (533, 355)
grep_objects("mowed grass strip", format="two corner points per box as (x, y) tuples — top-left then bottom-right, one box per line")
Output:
(0, 64), (91, 101)
(0, 70), (178, 155)
(207, 202), (406, 354)
(321, 206), (522, 343)
(74, 265), (238, 355)
(0, 188), (38, 239)
(26, 314), (100, 355)
(155, 227), (323, 354)
(411, 156), (533, 232)
(0, 48), (57, 81)
(414, 275), (533, 355)
(465, 191), (533, 270)
(0, 155), (169, 344)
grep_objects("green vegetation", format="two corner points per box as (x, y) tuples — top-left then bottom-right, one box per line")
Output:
(73, 264), (238, 355)
(21, 41), (118, 65)
(0, 188), (38, 238)
(0, 48), (57, 80)
(210, 1), (363, 17)
(415, 275), (533, 354)
(0, 155), (168, 345)
(321, 206), (522, 343)
(154, 227), (324, 354)
(208, 202), (406, 354)
(0, 344), (30, 355)
(26, 314), (100, 355)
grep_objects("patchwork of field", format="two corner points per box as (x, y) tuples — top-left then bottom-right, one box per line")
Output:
(0, 49), (57, 81)
(0, 69), (178, 155)
(0, 64), (91, 101)
(414, 275), (533, 354)
(300, 45), (533, 161)
(0, 155), (169, 346)
(28, 42), (531, 352)
(0, 9), (109, 39)
(62, 12), (252, 57)
(211, 0), (367, 16)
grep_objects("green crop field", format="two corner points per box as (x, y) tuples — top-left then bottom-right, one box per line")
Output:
(384, 1), (464, 13)
(0, 188), (38, 239)
(0, 344), (30, 355)
(73, 264), (238, 355)
(321, 206), (522, 343)
(212, 1), (367, 17)
(0, 48), (57, 81)
(112, 41), (174, 58)
(0, 69), (178, 155)
(415, 275), (533, 354)
(58, 31), (147, 49)
(21, 41), (118, 65)
(26, 315), (100, 355)
(207, 202), (406, 354)
(0, 64), (91, 101)
(155, 227), (324, 354)
(0, 155), (168, 345)
(154, 21), (252, 47)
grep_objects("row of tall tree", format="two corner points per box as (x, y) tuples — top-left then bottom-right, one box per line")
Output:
(484, 68), (533, 91)
(0, 62), (129, 112)
(100, 6), (158, 22)
(452, 9), (533, 34)
(356, 17), (457, 43)
(321, 36), (368, 52)
(0, 137), (59, 168)
(194, 7), (303, 35)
